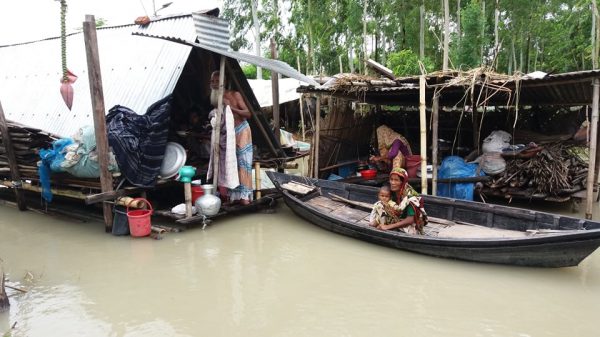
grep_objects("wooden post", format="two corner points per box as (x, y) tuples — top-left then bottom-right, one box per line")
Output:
(419, 75), (428, 194)
(254, 162), (261, 199)
(184, 182), (192, 218)
(299, 94), (306, 141)
(586, 78), (600, 219)
(271, 38), (280, 143)
(473, 107), (481, 151)
(0, 264), (8, 311)
(297, 56), (306, 141)
(432, 94), (439, 196)
(0, 100), (26, 210)
(212, 56), (226, 190)
(314, 95), (321, 179)
(83, 15), (113, 231)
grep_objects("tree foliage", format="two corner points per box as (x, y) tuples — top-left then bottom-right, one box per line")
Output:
(223, 0), (599, 77)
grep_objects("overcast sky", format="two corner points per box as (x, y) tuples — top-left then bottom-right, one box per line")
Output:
(0, 0), (223, 45)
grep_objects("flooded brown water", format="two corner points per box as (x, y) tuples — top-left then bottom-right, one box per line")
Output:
(1, 199), (600, 337)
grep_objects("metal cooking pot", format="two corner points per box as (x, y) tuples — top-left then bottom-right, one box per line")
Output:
(194, 184), (221, 216)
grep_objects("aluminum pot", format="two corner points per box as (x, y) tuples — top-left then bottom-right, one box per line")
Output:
(194, 184), (221, 216)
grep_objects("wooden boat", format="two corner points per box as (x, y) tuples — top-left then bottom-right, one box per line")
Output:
(267, 171), (600, 268)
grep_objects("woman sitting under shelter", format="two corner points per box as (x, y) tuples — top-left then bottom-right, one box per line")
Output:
(369, 125), (412, 173)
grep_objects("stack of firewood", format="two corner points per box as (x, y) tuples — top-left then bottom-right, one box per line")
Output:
(483, 143), (587, 200)
(0, 122), (56, 179)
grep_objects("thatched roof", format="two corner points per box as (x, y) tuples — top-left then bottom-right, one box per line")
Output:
(298, 68), (600, 107)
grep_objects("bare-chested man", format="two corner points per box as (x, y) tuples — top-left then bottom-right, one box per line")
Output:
(210, 71), (253, 205)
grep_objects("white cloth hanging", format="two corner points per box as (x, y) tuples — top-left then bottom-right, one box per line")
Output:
(207, 106), (239, 189)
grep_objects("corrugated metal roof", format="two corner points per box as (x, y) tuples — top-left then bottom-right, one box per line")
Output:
(0, 15), (195, 137)
(193, 12), (230, 51)
(133, 33), (319, 86)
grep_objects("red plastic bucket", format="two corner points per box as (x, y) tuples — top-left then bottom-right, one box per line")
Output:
(127, 198), (153, 237)
(191, 185), (204, 204)
(405, 155), (421, 178)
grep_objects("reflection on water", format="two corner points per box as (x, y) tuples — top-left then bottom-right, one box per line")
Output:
(0, 200), (599, 337)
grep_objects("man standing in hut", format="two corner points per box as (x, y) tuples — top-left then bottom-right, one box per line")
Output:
(209, 71), (253, 205)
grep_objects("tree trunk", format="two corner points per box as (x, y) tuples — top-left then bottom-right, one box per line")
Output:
(251, 0), (262, 79)
(349, 42), (355, 73)
(308, 0), (316, 74)
(525, 33), (531, 73)
(374, 25), (379, 63)
(420, 0), (425, 60)
(443, 0), (450, 70)
(0, 265), (8, 311)
(493, 0), (499, 65)
(480, 0), (485, 65)
(363, 0), (368, 74)
(593, 0), (598, 69)
(381, 31), (387, 66)
(457, 0), (461, 41)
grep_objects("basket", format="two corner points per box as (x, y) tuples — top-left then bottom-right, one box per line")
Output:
(127, 198), (153, 237)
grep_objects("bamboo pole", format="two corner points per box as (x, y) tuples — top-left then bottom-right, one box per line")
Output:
(0, 180), (88, 200)
(419, 75), (428, 194)
(314, 95), (321, 178)
(299, 94), (306, 141)
(212, 56), (226, 189)
(0, 100), (26, 210)
(254, 162), (261, 199)
(270, 38), (280, 143)
(83, 15), (113, 231)
(432, 94), (439, 196)
(586, 78), (599, 219)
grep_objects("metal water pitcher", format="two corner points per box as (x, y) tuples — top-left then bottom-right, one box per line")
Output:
(194, 184), (221, 216)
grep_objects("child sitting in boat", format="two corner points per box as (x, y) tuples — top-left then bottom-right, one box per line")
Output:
(371, 168), (428, 234)
(369, 185), (402, 228)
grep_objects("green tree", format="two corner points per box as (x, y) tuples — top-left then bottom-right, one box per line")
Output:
(387, 49), (435, 76)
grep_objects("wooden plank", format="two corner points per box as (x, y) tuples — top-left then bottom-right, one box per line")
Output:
(366, 58), (395, 80)
(83, 15), (113, 232)
(0, 100), (26, 210)
(330, 205), (368, 222)
(0, 180), (88, 200)
(306, 196), (344, 211)
(280, 181), (315, 195)
(329, 193), (372, 210)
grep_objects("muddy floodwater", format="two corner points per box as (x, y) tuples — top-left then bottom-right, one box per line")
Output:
(1, 200), (600, 337)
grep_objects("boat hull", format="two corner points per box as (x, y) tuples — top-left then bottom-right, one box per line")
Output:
(269, 172), (600, 268)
